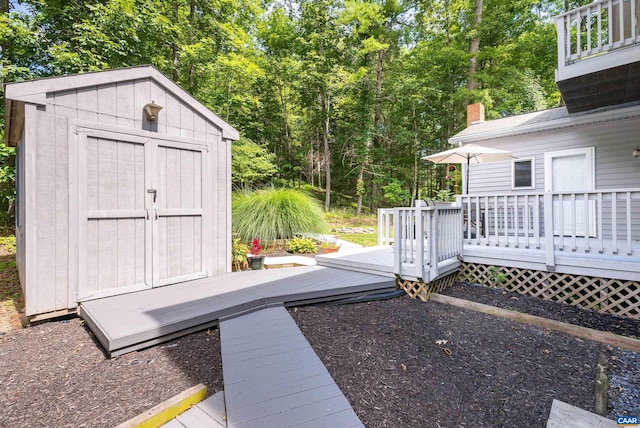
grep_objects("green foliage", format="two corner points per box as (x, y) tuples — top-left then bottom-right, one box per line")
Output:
(0, 235), (16, 254)
(1, 0), (566, 214)
(231, 237), (249, 271)
(286, 237), (317, 254)
(232, 188), (328, 243)
(231, 137), (278, 190)
(488, 266), (507, 286)
(382, 178), (411, 207)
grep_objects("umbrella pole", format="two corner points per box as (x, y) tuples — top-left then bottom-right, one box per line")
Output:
(466, 157), (470, 195)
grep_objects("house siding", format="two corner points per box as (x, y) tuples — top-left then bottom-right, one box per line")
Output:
(467, 116), (640, 194)
(19, 76), (232, 316)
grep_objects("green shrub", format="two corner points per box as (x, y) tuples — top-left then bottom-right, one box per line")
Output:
(232, 188), (328, 243)
(286, 237), (317, 254)
(231, 237), (249, 271)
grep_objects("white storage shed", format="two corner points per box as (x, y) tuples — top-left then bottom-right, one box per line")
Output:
(4, 65), (239, 321)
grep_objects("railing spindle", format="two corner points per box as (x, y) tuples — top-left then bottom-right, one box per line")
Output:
(584, 192), (590, 253)
(597, 192), (604, 253)
(626, 191), (632, 255)
(612, 192), (618, 254)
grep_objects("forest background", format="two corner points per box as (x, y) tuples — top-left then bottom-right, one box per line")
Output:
(0, 0), (593, 221)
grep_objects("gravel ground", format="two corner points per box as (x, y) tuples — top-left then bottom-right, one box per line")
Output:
(0, 319), (223, 428)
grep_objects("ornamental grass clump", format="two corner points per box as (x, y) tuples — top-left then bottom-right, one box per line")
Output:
(232, 188), (328, 243)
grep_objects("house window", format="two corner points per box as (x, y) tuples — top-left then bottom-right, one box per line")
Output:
(512, 158), (534, 189)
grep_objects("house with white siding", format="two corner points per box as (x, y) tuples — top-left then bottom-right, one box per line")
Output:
(377, 0), (640, 320)
(4, 65), (239, 322)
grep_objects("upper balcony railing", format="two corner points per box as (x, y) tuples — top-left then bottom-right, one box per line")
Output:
(556, 0), (640, 69)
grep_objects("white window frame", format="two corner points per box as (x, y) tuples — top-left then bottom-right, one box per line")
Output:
(511, 157), (535, 190)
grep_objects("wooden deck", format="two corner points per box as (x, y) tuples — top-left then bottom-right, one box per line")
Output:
(316, 245), (461, 282)
(80, 265), (394, 357)
(220, 306), (363, 427)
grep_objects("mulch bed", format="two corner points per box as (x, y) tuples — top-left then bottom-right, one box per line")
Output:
(1, 281), (638, 427)
(291, 295), (619, 427)
(0, 319), (223, 428)
(443, 282), (640, 338)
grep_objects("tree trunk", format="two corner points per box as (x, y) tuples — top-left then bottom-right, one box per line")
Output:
(188, 0), (195, 88)
(467, 0), (483, 91)
(356, 168), (364, 215)
(369, 48), (385, 211)
(172, 0), (180, 82)
(319, 38), (331, 212)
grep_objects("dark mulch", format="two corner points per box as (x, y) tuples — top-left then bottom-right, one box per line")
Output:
(291, 296), (604, 428)
(444, 282), (640, 339)
(0, 318), (223, 428)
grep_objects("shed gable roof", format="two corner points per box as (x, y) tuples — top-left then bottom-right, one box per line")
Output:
(449, 103), (640, 146)
(4, 65), (239, 141)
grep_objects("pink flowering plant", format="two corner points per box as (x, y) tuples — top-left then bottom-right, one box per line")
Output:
(249, 238), (262, 256)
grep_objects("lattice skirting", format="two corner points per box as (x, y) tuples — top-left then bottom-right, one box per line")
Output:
(458, 263), (640, 320)
(397, 273), (458, 302)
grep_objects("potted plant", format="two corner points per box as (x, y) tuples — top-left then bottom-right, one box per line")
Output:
(318, 237), (340, 254)
(248, 238), (265, 270)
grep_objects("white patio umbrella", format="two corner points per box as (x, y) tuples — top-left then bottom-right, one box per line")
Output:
(423, 144), (515, 194)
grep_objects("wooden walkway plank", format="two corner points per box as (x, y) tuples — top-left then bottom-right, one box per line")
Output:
(220, 306), (363, 428)
(175, 406), (225, 428)
(80, 265), (394, 356)
(546, 399), (616, 428)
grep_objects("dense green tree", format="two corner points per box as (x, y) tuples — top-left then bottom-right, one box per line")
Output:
(0, 0), (572, 221)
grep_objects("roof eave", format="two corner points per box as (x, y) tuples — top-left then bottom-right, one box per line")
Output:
(448, 104), (640, 145)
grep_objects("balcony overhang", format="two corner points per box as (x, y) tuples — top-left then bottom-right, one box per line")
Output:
(557, 59), (640, 114)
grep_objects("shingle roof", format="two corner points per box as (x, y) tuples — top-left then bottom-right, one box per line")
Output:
(449, 103), (640, 145)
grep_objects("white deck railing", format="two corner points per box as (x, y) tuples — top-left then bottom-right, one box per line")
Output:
(458, 189), (640, 265)
(391, 204), (463, 281)
(556, 0), (640, 67)
(377, 208), (395, 245)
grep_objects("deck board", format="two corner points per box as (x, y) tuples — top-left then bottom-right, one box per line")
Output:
(80, 265), (394, 356)
(220, 306), (363, 428)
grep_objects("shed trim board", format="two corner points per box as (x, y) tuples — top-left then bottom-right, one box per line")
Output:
(4, 65), (239, 141)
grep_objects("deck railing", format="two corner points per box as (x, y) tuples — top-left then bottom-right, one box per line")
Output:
(391, 204), (463, 281)
(377, 208), (395, 245)
(458, 189), (640, 265)
(556, 0), (640, 68)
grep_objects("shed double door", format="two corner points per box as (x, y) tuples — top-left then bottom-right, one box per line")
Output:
(77, 130), (208, 300)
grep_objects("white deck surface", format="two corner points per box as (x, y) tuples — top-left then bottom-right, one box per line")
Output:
(80, 265), (394, 356)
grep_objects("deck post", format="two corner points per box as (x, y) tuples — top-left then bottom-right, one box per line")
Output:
(429, 209), (439, 281)
(415, 207), (425, 280)
(377, 209), (384, 246)
(544, 192), (556, 269)
(393, 208), (401, 276)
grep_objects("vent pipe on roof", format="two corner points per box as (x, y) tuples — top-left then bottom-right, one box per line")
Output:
(466, 102), (485, 127)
